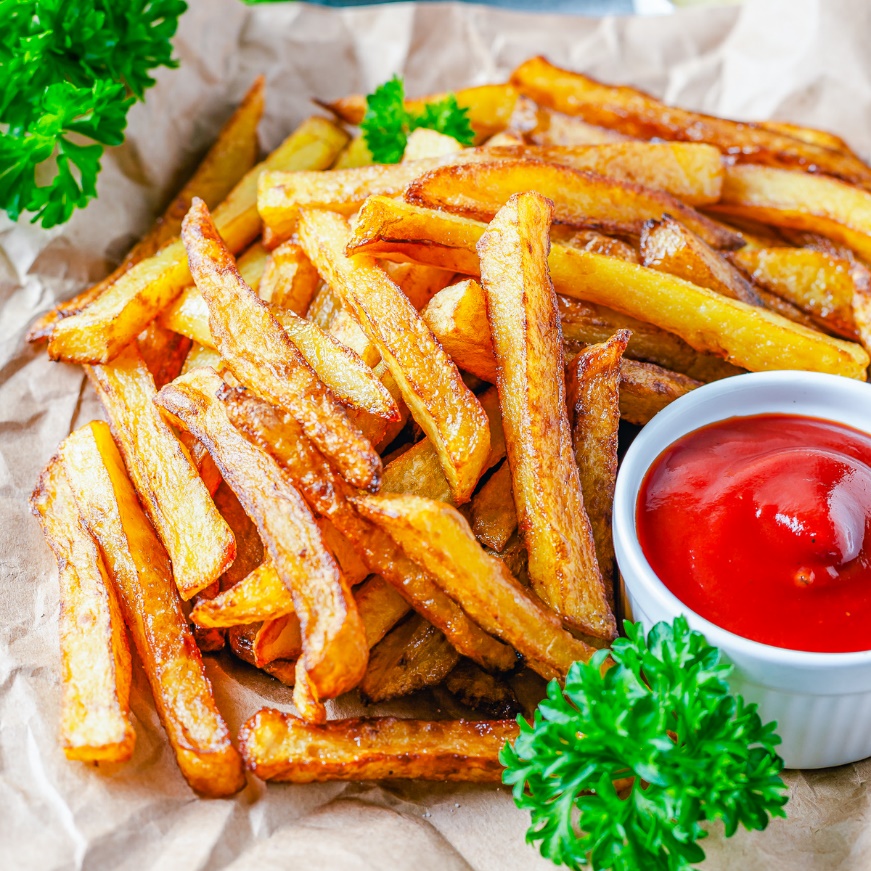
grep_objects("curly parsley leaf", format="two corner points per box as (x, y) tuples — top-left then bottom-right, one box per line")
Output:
(501, 617), (788, 871)
(0, 0), (187, 228)
(360, 75), (475, 164)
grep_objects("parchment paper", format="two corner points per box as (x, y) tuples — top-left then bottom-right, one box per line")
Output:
(3, 0), (871, 868)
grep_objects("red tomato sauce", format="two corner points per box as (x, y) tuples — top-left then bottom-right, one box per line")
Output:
(637, 414), (871, 652)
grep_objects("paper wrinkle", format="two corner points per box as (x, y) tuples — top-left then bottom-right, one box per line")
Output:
(3, 0), (871, 867)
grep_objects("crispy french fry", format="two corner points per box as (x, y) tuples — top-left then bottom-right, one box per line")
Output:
(511, 56), (871, 188)
(324, 83), (519, 144)
(565, 334), (628, 605)
(240, 709), (519, 783)
(192, 561), (293, 628)
(319, 516), (369, 586)
(711, 164), (871, 263)
(381, 438), (453, 504)
(360, 614), (460, 704)
(49, 117), (348, 364)
(383, 261), (456, 311)
(253, 615), (302, 666)
(470, 461), (517, 553)
(154, 368), (368, 700)
(349, 197), (869, 379)
(30, 457), (135, 764)
(618, 359), (700, 425)
(759, 119), (859, 157)
(293, 661), (327, 724)
(182, 198), (381, 491)
(28, 77), (266, 344)
(327, 308), (381, 368)
(213, 481), (265, 586)
(332, 135), (375, 169)
(87, 345), (235, 599)
(354, 493), (596, 676)
(564, 229), (638, 261)
(403, 127), (464, 160)
(182, 342), (224, 375)
(355, 574), (412, 648)
(136, 322), (192, 389)
(444, 659), (521, 719)
(406, 160), (740, 249)
(306, 283), (344, 330)
(479, 192), (614, 637)
(58, 423), (246, 795)
(298, 209), (490, 502)
(259, 242), (320, 313)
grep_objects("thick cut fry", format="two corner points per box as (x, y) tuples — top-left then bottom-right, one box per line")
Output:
(523, 104), (632, 146)
(481, 142), (724, 205)
(136, 322), (192, 389)
(511, 57), (871, 188)
(470, 461), (517, 553)
(332, 135), (374, 169)
(349, 197), (869, 379)
(87, 345), (234, 598)
(759, 119), (859, 157)
(30, 457), (134, 764)
(354, 493), (597, 676)
(564, 229), (638, 262)
(355, 574), (412, 648)
(299, 209), (490, 502)
(182, 342), (223, 375)
(58, 423), (246, 796)
(154, 369), (368, 700)
(241, 709), (519, 783)
(403, 127), (464, 161)
(191, 561), (293, 628)
(306, 283), (344, 330)
(565, 334), (628, 605)
(213, 481), (265, 586)
(319, 516), (369, 586)
(381, 438), (453, 504)
(712, 164), (871, 263)
(49, 117), (348, 363)
(640, 216), (761, 306)
(182, 198), (381, 491)
(618, 359), (700, 425)
(731, 246), (871, 345)
(324, 83), (519, 144)
(253, 615), (302, 666)
(406, 160), (740, 249)
(360, 615), (460, 704)
(28, 77), (265, 344)
(444, 659), (521, 719)
(259, 242), (320, 313)
(383, 261), (456, 311)
(479, 192), (614, 637)
(293, 661), (327, 724)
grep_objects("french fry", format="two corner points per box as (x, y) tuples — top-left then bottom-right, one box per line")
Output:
(618, 359), (700, 425)
(479, 192), (614, 637)
(332, 135), (374, 169)
(240, 709), (519, 783)
(49, 117), (348, 364)
(182, 342), (224, 375)
(306, 283), (344, 330)
(293, 661), (327, 724)
(354, 493), (597, 677)
(259, 242), (320, 313)
(298, 208), (490, 502)
(319, 516), (370, 586)
(323, 83), (519, 144)
(58, 423), (246, 795)
(154, 368), (368, 701)
(712, 164), (871, 264)
(510, 56), (871, 188)
(406, 160), (740, 249)
(381, 438), (453, 504)
(213, 481), (265, 586)
(327, 308), (381, 368)
(360, 615), (460, 704)
(444, 659), (522, 719)
(28, 77), (266, 344)
(252, 615), (302, 666)
(355, 574), (412, 648)
(470, 461), (517, 553)
(383, 261), (456, 311)
(403, 127), (464, 160)
(136, 322), (192, 389)
(564, 334), (628, 605)
(759, 119), (860, 157)
(564, 229), (638, 262)
(87, 345), (235, 599)
(348, 197), (869, 379)
(30, 457), (135, 764)
(192, 561), (293, 628)
(182, 198), (382, 491)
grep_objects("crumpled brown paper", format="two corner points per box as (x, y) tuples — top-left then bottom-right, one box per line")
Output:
(3, 0), (871, 867)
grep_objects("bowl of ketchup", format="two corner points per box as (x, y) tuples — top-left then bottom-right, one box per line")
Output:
(614, 371), (871, 769)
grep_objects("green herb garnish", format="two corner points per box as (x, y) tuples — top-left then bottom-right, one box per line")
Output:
(0, 0), (187, 228)
(360, 75), (475, 164)
(501, 617), (788, 871)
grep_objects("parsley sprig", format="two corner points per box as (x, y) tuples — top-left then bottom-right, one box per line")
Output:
(0, 0), (187, 228)
(502, 617), (788, 871)
(360, 76), (475, 164)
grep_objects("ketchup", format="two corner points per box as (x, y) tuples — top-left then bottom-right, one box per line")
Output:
(637, 414), (871, 652)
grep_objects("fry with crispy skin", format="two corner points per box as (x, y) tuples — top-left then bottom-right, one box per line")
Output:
(260, 242), (320, 313)
(470, 460), (517, 553)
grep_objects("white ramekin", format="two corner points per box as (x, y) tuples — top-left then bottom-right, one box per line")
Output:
(614, 370), (871, 769)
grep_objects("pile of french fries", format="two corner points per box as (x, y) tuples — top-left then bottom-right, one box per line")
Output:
(28, 58), (871, 797)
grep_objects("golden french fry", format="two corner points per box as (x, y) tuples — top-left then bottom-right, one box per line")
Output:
(319, 516), (369, 586)
(479, 192), (614, 637)
(563, 229), (638, 261)
(192, 561), (293, 628)
(759, 119), (860, 157)
(565, 333), (628, 605)
(28, 77), (266, 344)
(444, 659), (521, 719)
(348, 197), (869, 379)
(299, 208), (490, 502)
(58, 423), (246, 796)
(259, 242), (320, 313)
(354, 493), (596, 676)
(522, 102), (632, 146)
(383, 261), (456, 311)
(510, 56), (871, 188)
(332, 135), (374, 170)
(239, 709), (519, 783)
(618, 359), (700, 425)
(182, 198), (381, 491)
(360, 614), (460, 704)
(87, 345), (235, 599)
(48, 117), (348, 364)
(323, 83), (519, 144)
(293, 660), (327, 724)
(154, 368), (368, 701)
(306, 283), (344, 330)
(252, 615), (302, 666)
(712, 164), (871, 263)
(470, 461), (517, 553)
(355, 574), (412, 648)
(406, 160), (740, 249)
(30, 456), (135, 764)
(136, 322), (191, 389)
(182, 342), (224, 375)
(403, 127), (464, 161)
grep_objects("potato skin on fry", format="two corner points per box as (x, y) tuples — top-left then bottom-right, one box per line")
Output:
(240, 709), (519, 783)
(30, 457), (135, 764)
